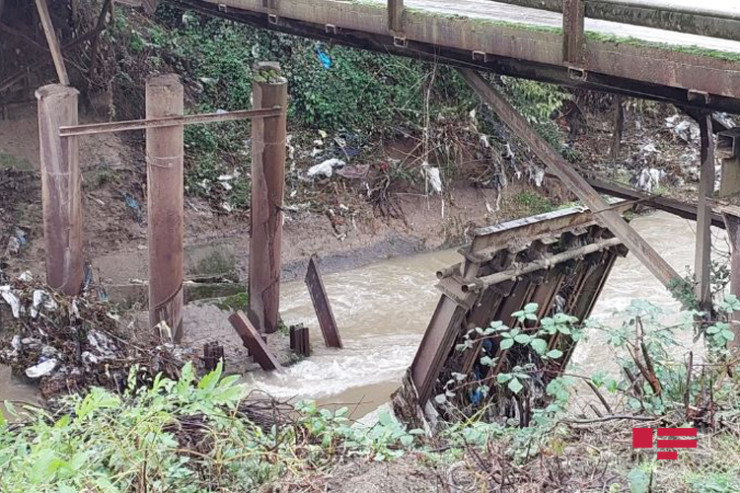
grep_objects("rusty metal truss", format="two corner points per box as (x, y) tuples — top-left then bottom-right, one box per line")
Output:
(394, 206), (628, 425)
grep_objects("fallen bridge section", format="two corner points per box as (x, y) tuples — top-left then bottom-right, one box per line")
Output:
(393, 206), (628, 426)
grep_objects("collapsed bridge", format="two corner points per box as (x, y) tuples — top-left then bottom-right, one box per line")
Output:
(394, 205), (628, 425)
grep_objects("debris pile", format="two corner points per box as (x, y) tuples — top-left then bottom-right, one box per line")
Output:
(0, 273), (197, 399)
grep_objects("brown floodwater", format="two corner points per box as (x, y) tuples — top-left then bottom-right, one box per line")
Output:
(0, 211), (728, 419)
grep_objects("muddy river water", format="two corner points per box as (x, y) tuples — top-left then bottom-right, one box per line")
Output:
(0, 211), (727, 419)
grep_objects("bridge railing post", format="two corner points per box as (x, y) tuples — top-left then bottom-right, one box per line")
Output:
(249, 62), (288, 334)
(389, 0), (404, 34)
(563, 0), (585, 65)
(146, 74), (185, 342)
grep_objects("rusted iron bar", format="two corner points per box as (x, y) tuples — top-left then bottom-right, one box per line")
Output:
(305, 257), (343, 348)
(717, 128), (740, 198)
(459, 68), (679, 287)
(490, 0), (740, 42)
(229, 311), (283, 371)
(203, 342), (224, 371)
(146, 75), (185, 342)
(585, 176), (725, 228)
(248, 62), (288, 334)
(695, 114), (714, 311)
(34, 0), (70, 85)
(562, 0), (585, 65)
(58, 107), (283, 137)
(388, 0), (404, 33)
(289, 325), (310, 357)
(463, 237), (622, 292)
(36, 85), (83, 295)
(722, 214), (740, 350)
(611, 95), (624, 164)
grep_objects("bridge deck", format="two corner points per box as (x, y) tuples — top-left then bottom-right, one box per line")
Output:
(188, 0), (740, 112)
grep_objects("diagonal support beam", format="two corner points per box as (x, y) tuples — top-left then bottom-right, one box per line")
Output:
(458, 68), (679, 287)
(34, 0), (70, 85)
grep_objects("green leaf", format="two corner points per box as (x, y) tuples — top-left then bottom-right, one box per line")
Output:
(197, 361), (223, 391)
(480, 355), (495, 367)
(546, 349), (564, 359)
(530, 338), (547, 354)
(497, 373), (512, 383)
(500, 338), (514, 350)
(524, 302), (539, 314)
(722, 329), (735, 341)
(508, 378), (523, 394)
(514, 334), (532, 344)
(706, 325), (721, 335)
(400, 435), (414, 447)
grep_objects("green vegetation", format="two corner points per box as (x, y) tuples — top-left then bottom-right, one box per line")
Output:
(513, 190), (554, 215)
(215, 292), (248, 312)
(0, 151), (32, 171)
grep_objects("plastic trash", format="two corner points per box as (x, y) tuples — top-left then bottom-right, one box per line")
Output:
(5, 227), (26, 255)
(422, 162), (443, 194)
(307, 158), (345, 179)
(315, 45), (332, 69)
(25, 358), (58, 379)
(124, 193), (144, 224)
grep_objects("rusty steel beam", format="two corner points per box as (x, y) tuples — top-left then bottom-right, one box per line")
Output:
(305, 257), (343, 348)
(459, 68), (679, 287)
(248, 62), (288, 334)
(585, 176), (726, 228)
(58, 107), (283, 137)
(36, 85), (83, 295)
(146, 75), (185, 342)
(695, 114), (715, 311)
(723, 214), (740, 351)
(170, 0), (740, 115)
(229, 311), (283, 371)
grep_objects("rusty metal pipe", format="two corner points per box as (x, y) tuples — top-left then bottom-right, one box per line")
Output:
(461, 237), (623, 293)
(436, 263), (461, 280)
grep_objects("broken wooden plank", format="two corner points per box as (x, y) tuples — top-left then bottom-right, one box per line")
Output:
(34, 0), (70, 85)
(304, 257), (343, 348)
(229, 311), (283, 371)
(459, 68), (680, 287)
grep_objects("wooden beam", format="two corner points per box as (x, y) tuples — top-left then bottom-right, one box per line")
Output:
(34, 0), (70, 85)
(695, 114), (715, 310)
(562, 0), (585, 65)
(146, 75), (184, 342)
(248, 62), (288, 334)
(59, 107), (282, 137)
(35, 85), (83, 295)
(459, 68), (680, 287)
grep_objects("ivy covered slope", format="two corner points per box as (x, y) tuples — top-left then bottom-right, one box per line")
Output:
(103, 6), (571, 212)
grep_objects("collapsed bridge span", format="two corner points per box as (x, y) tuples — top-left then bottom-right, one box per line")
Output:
(394, 206), (629, 426)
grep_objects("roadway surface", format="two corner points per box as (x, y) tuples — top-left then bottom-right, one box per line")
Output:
(403, 0), (740, 53)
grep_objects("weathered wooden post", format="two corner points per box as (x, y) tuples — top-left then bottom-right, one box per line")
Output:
(36, 84), (83, 295)
(563, 0), (585, 65)
(249, 62), (288, 334)
(723, 214), (740, 350)
(146, 75), (184, 342)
